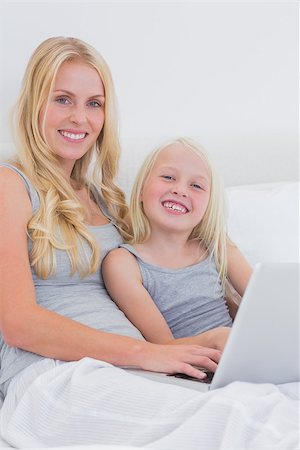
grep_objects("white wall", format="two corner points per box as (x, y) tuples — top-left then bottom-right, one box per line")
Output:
(0, 1), (298, 187)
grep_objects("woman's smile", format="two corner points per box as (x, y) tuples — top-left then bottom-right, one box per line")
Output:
(58, 129), (88, 142)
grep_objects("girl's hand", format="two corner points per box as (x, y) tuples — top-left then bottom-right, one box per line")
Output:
(202, 326), (231, 351)
(136, 342), (221, 380)
(166, 326), (231, 352)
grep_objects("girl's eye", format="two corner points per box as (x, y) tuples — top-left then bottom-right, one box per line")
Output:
(56, 96), (71, 105)
(191, 183), (202, 190)
(161, 175), (174, 181)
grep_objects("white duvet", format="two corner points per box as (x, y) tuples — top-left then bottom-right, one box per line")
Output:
(0, 358), (299, 450)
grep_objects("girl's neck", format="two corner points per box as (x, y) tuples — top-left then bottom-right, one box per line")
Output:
(133, 232), (207, 269)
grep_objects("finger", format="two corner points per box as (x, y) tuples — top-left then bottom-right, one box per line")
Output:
(174, 363), (208, 380)
(194, 356), (218, 373)
(191, 346), (222, 363)
(183, 352), (219, 372)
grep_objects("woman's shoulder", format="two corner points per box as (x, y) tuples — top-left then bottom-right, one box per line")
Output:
(0, 163), (28, 191)
(0, 164), (33, 224)
(0, 162), (30, 186)
(0, 161), (23, 172)
(0, 163), (40, 213)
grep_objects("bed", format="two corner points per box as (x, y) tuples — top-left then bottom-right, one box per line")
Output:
(0, 141), (299, 449)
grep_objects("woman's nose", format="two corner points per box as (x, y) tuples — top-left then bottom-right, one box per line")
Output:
(69, 105), (86, 124)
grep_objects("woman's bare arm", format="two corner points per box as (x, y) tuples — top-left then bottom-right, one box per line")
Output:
(0, 167), (220, 379)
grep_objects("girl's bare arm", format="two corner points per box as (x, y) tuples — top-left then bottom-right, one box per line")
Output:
(102, 248), (174, 344)
(103, 248), (230, 352)
(226, 242), (253, 297)
(0, 167), (220, 379)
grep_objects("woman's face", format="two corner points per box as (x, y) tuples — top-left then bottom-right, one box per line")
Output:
(39, 60), (105, 175)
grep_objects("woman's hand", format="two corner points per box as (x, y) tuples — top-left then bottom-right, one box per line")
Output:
(135, 342), (222, 380)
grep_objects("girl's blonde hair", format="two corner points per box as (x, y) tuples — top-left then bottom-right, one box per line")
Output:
(129, 137), (231, 285)
(13, 36), (130, 278)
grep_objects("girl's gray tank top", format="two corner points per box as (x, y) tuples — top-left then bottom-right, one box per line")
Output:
(120, 244), (232, 339)
(0, 164), (143, 398)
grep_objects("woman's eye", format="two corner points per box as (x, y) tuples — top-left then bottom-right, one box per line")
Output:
(56, 97), (71, 105)
(56, 97), (70, 104)
(88, 100), (102, 108)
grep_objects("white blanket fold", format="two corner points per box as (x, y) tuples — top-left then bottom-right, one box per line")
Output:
(0, 358), (299, 449)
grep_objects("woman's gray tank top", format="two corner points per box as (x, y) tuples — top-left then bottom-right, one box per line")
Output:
(0, 164), (143, 397)
(120, 244), (232, 339)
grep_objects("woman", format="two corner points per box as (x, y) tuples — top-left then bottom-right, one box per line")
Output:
(0, 36), (220, 447)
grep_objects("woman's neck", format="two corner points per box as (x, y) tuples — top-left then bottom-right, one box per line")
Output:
(74, 186), (110, 226)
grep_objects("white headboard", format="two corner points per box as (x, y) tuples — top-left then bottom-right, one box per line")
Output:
(1, 2), (298, 195)
(117, 136), (298, 197)
(1, 136), (298, 199)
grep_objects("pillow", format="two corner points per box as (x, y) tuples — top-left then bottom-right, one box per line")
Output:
(226, 182), (299, 267)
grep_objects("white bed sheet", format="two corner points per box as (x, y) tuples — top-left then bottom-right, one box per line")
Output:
(0, 379), (299, 450)
(0, 401), (143, 450)
(0, 396), (142, 450)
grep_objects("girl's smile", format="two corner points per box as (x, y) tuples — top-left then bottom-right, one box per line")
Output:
(141, 144), (210, 235)
(161, 200), (190, 214)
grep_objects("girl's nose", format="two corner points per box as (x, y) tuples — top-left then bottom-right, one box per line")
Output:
(171, 186), (187, 197)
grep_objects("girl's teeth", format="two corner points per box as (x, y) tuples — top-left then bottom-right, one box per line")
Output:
(163, 201), (188, 213)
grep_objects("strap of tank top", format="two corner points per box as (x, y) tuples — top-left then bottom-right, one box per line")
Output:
(0, 163), (40, 213)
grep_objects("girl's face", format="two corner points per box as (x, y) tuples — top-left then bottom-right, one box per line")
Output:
(39, 60), (105, 175)
(140, 144), (210, 236)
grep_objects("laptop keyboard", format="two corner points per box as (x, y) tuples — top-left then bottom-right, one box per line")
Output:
(167, 370), (214, 384)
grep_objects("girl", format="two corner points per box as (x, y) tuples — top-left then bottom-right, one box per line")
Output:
(102, 138), (253, 351)
(0, 38), (221, 447)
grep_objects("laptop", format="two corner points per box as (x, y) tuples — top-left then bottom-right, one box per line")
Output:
(125, 262), (299, 392)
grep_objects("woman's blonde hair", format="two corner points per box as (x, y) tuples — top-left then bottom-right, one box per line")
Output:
(13, 36), (129, 278)
(129, 137), (231, 284)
